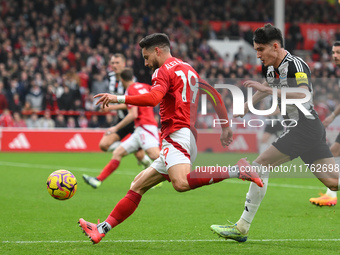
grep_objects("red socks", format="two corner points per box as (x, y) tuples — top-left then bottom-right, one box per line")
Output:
(97, 159), (120, 181)
(186, 168), (230, 189)
(106, 190), (142, 228)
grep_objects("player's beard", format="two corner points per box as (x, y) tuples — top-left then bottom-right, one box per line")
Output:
(151, 58), (160, 72)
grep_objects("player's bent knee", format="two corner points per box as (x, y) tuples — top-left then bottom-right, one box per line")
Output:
(148, 150), (160, 160)
(99, 142), (109, 152)
(172, 181), (190, 192)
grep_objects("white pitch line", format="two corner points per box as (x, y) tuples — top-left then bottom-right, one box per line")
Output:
(0, 161), (137, 175)
(2, 239), (340, 244)
(0, 161), (325, 189)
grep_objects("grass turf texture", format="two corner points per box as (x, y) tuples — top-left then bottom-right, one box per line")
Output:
(1, 152), (339, 255)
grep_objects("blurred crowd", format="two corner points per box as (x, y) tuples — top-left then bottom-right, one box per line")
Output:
(0, 0), (340, 128)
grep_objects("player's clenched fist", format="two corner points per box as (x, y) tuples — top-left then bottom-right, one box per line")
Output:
(94, 93), (118, 108)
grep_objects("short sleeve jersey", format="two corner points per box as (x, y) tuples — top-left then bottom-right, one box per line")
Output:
(126, 82), (157, 127)
(262, 51), (318, 122)
(150, 57), (200, 139)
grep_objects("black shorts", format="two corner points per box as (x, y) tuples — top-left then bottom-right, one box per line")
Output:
(335, 133), (340, 144)
(264, 121), (284, 136)
(272, 118), (333, 165)
(116, 121), (135, 140)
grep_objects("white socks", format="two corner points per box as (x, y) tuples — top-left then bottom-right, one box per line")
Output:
(97, 221), (112, 234)
(140, 154), (153, 168)
(326, 188), (337, 198)
(237, 161), (269, 234)
(335, 157), (340, 193)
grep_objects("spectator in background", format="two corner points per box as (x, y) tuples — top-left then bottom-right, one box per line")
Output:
(228, 19), (241, 39)
(234, 46), (245, 63)
(0, 109), (14, 127)
(101, 113), (116, 128)
(78, 113), (88, 128)
(25, 82), (44, 111)
(78, 66), (90, 94)
(55, 113), (67, 128)
(44, 85), (59, 111)
(91, 67), (109, 99)
(0, 81), (9, 110)
(12, 112), (27, 128)
(9, 93), (23, 113)
(38, 110), (55, 128)
(58, 86), (75, 110)
(288, 21), (304, 50)
(26, 112), (40, 129)
(88, 114), (100, 128)
(67, 116), (78, 128)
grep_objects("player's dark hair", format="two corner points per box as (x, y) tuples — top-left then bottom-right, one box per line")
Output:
(120, 68), (134, 81)
(139, 33), (170, 51)
(253, 23), (284, 47)
(333, 41), (340, 47)
(113, 53), (126, 63)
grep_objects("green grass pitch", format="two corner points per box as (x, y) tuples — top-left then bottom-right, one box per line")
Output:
(1, 152), (340, 254)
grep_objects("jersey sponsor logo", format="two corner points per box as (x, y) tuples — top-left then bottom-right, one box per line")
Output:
(8, 133), (30, 149)
(295, 72), (308, 85)
(65, 134), (87, 149)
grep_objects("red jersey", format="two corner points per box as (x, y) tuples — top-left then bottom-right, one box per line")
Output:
(126, 82), (157, 127)
(151, 57), (228, 139)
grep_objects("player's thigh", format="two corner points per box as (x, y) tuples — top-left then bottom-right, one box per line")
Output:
(99, 132), (120, 147)
(145, 147), (160, 160)
(167, 163), (191, 192)
(330, 142), (340, 157)
(130, 167), (166, 195)
(112, 145), (129, 159)
(255, 145), (291, 167)
(310, 157), (338, 190)
(121, 132), (140, 154)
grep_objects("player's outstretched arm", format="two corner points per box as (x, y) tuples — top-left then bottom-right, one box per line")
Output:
(94, 90), (164, 108)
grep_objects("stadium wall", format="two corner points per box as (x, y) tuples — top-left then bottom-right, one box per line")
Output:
(0, 128), (258, 153)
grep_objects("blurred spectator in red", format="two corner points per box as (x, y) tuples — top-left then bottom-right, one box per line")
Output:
(78, 114), (88, 128)
(12, 112), (27, 128)
(67, 116), (78, 128)
(78, 66), (90, 94)
(118, 9), (133, 31)
(44, 85), (59, 111)
(0, 109), (14, 127)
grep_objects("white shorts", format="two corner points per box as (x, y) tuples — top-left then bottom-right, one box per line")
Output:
(151, 128), (197, 176)
(121, 125), (159, 153)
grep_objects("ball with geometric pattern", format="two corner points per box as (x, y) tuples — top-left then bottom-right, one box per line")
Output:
(46, 170), (77, 200)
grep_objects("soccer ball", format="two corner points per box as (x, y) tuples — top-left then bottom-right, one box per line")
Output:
(46, 170), (77, 200)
